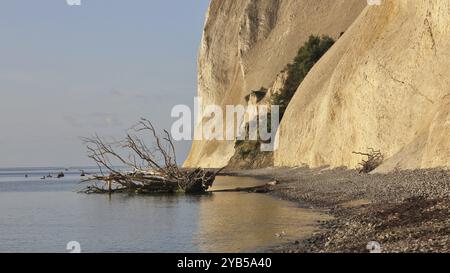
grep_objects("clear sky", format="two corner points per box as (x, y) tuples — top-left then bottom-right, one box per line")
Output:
(0, 0), (210, 167)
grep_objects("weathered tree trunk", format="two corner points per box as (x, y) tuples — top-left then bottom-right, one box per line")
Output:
(81, 118), (223, 194)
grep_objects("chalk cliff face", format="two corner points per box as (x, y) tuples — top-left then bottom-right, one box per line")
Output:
(184, 0), (367, 168)
(186, 0), (450, 171)
(275, 0), (450, 171)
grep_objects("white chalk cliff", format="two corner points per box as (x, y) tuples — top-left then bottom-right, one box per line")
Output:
(275, 0), (450, 171)
(185, 0), (367, 168)
(185, 0), (450, 171)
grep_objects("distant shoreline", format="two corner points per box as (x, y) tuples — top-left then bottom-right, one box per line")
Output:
(224, 167), (450, 253)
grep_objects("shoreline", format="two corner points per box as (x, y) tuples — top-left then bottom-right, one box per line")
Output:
(224, 167), (450, 253)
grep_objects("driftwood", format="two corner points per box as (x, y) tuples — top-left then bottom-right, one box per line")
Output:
(353, 148), (384, 174)
(81, 118), (223, 194)
(209, 181), (277, 194)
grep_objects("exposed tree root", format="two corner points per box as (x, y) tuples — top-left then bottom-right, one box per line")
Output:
(353, 148), (384, 174)
(81, 118), (223, 194)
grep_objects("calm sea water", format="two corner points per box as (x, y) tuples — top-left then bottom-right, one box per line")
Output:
(0, 167), (329, 253)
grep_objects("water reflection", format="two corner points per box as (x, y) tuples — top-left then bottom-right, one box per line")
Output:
(196, 176), (331, 252)
(0, 171), (330, 252)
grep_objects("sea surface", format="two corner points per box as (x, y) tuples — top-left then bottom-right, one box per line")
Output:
(0, 167), (328, 253)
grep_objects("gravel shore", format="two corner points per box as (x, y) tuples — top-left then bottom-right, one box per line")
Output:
(224, 167), (450, 253)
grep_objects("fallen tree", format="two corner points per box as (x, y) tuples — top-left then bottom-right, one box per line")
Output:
(81, 118), (223, 194)
(353, 148), (384, 174)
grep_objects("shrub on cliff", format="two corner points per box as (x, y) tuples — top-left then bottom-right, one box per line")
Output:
(272, 35), (335, 117)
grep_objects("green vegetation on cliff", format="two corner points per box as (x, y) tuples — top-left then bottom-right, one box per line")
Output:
(228, 35), (335, 170)
(272, 35), (335, 117)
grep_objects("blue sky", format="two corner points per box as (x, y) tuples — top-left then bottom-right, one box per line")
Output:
(0, 0), (210, 167)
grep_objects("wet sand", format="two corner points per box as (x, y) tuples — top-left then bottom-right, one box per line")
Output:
(224, 167), (450, 253)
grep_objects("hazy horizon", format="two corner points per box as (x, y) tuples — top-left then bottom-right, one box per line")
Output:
(0, 0), (209, 168)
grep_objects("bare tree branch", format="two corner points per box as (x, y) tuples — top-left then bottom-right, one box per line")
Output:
(81, 118), (222, 194)
(353, 148), (384, 174)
